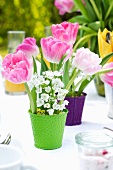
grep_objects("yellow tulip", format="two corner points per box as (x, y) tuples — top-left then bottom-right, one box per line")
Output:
(37, 54), (50, 69)
(43, 58), (50, 69)
(98, 28), (113, 62)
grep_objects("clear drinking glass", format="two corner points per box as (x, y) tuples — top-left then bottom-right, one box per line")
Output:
(4, 31), (26, 95)
(75, 130), (113, 170)
(44, 26), (52, 37)
(7, 31), (25, 53)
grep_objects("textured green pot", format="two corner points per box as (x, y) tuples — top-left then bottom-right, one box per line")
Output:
(29, 111), (68, 150)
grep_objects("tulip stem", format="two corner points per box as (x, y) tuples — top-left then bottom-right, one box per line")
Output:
(66, 69), (81, 91)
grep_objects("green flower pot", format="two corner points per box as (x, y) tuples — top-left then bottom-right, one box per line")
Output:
(29, 111), (68, 150)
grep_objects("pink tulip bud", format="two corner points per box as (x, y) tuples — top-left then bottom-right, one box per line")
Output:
(41, 36), (72, 64)
(16, 37), (39, 60)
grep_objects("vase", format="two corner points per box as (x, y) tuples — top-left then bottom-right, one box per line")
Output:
(94, 75), (105, 97)
(65, 92), (87, 126)
(29, 111), (68, 150)
(5, 80), (26, 95)
(104, 83), (113, 119)
(5, 31), (26, 95)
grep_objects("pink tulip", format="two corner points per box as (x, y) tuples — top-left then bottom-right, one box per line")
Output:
(16, 37), (39, 60)
(54, 0), (75, 15)
(51, 21), (79, 46)
(2, 50), (32, 84)
(41, 36), (72, 64)
(72, 47), (102, 75)
(100, 63), (113, 87)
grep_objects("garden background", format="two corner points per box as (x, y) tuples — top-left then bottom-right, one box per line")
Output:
(0, 0), (72, 57)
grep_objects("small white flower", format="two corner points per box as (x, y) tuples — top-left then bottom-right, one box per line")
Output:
(36, 86), (42, 93)
(57, 89), (68, 97)
(37, 99), (44, 107)
(45, 86), (51, 93)
(41, 93), (50, 102)
(54, 71), (62, 77)
(34, 79), (40, 86)
(45, 70), (54, 79)
(32, 73), (38, 80)
(49, 97), (56, 102)
(63, 100), (69, 106)
(45, 80), (50, 85)
(52, 84), (60, 91)
(52, 78), (61, 84)
(44, 103), (50, 108)
(47, 109), (54, 115)
(59, 104), (65, 111)
(38, 76), (45, 84)
(53, 103), (60, 110)
(63, 89), (69, 95)
(57, 94), (64, 100)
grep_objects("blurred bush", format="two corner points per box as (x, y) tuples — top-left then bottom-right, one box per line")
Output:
(0, 0), (62, 50)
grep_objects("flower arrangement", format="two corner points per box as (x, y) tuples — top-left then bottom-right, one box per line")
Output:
(28, 70), (69, 115)
(1, 21), (113, 115)
(54, 0), (113, 54)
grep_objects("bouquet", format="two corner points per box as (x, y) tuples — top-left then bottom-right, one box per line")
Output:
(54, 0), (113, 54)
(2, 21), (113, 115)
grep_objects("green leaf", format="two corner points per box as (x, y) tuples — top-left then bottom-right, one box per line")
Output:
(29, 57), (38, 114)
(57, 54), (66, 71)
(89, 0), (102, 20)
(40, 56), (49, 74)
(77, 75), (95, 96)
(80, 25), (97, 33)
(88, 21), (103, 31)
(68, 15), (89, 24)
(108, 17), (113, 31)
(90, 36), (98, 53)
(108, 0), (113, 5)
(105, 1), (113, 20)
(24, 82), (36, 114)
(74, 0), (90, 20)
(73, 33), (97, 51)
(33, 56), (37, 73)
(62, 60), (70, 88)
(85, 0), (97, 21)
(102, 0), (109, 16)
(100, 52), (113, 66)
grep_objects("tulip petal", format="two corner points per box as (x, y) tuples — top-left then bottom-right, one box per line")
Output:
(41, 37), (72, 64)
(16, 37), (39, 60)
(2, 51), (32, 84)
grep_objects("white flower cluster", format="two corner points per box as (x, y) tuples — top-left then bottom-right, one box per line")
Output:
(28, 70), (69, 115)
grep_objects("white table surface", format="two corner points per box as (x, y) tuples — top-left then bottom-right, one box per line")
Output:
(0, 74), (113, 170)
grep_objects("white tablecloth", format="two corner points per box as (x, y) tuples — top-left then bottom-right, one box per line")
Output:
(0, 75), (113, 170)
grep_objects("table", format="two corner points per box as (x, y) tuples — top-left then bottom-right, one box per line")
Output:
(0, 74), (113, 170)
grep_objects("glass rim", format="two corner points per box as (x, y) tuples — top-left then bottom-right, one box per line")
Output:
(75, 130), (113, 148)
(7, 31), (25, 34)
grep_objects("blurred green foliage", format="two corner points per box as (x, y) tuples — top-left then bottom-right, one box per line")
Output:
(0, 0), (62, 51)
